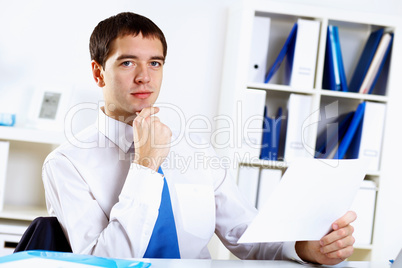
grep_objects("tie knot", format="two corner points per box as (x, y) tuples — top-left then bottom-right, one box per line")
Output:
(158, 167), (164, 176)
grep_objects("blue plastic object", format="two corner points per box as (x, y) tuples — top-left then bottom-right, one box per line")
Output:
(0, 113), (16, 126)
(0, 250), (151, 268)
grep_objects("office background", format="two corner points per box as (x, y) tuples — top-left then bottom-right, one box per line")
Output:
(0, 0), (402, 261)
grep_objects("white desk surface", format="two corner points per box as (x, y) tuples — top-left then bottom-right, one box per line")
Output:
(143, 259), (389, 268)
(0, 256), (391, 267)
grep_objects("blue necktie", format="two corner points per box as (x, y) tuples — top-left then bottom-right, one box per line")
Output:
(143, 167), (180, 258)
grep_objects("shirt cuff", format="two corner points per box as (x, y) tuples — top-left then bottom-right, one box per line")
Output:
(120, 163), (164, 204)
(282, 241), (307, 264)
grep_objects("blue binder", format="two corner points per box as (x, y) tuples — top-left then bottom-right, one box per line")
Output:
(368, 33), (393, 94)
(322, 25), (348, 91)
(264, 23), (297, 84)
(334, 102), (366, 159)
(348, 29), (384, 93)
(315, 111), (354, 159)
(345, 114), (364, 160)
(333, 26), (349, 92)
(323, 25), (339, 91)
(260, 107), (282, 160)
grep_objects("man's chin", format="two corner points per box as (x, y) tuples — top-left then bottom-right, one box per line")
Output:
(133, 103), (155, 114)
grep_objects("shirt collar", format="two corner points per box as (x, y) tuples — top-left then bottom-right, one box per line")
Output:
(96, 107), (134, 153)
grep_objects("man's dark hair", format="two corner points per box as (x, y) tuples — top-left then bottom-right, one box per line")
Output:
(89, 12), (167, 68)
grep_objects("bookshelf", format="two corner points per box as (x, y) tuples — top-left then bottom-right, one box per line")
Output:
(215, 0), (402, 262)
(0, 127), (64, 255)
(0, 126), (64, 144)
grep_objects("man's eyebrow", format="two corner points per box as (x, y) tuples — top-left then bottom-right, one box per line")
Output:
(116, 54), (165, 62)
(151, 56), (166, 62)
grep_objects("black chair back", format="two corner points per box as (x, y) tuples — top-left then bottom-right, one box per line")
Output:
(14, 217), (72, 253)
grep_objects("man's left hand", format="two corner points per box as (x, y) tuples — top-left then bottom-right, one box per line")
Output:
(295, 211), (357, 265)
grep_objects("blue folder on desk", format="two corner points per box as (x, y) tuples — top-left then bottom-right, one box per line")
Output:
(0, 250), (151, 268)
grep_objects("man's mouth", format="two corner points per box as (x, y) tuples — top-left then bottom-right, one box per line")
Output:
(131, 91), (152, 99)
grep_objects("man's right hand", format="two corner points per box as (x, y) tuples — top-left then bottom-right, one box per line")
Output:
(132, 106), (172, 171)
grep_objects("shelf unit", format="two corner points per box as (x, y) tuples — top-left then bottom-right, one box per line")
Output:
(215, 0), (401, 261)
(0, 127), (64, 255)
(0, 218), (31, 256)
(0, 126), (65, 145)
(0, 205), (49, 222)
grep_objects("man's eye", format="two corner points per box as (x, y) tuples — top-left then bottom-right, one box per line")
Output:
(150, 61), (161, 67)
(122, 61), (132, 67)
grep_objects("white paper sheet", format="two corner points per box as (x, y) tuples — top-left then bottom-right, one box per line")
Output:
(238, 158), (367, 243)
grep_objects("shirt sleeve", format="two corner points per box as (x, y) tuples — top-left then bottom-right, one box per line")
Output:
(42, 153), (164, 258)
(213, 167), (304, 261)
(282, 241), (306, 263)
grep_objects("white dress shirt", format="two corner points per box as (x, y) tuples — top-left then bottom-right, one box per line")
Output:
(42, 108), (302, 261)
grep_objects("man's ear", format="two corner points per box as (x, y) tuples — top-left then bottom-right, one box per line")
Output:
(91, 60), (105, 87)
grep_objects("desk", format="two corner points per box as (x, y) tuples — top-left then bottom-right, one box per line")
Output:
(0, 252), (390, 267)
(145, 259), (389, 268)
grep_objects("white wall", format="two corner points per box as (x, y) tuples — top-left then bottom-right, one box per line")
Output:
(0, 0), (401, 134)
(279, 0), (401, 16)
(0, 0), (233, 137)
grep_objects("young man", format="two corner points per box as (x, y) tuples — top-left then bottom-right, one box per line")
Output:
(42, 12), (356, 265)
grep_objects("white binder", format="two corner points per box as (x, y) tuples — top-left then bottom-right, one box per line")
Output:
(237, 166), (260, 208)
(248, 16), (271, 83)
(256, 169), (282, 210)
(349, 180), (376, 245)
(239, 89), (267, 159)
(284, 94), (314, 162)
(290, 19), (320, 89)
(357, 101), (386, 171)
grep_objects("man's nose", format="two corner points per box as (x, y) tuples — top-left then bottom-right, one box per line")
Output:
(134, 64), (150, 84)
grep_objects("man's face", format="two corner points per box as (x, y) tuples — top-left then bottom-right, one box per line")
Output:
(97, 33), (164, 122)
